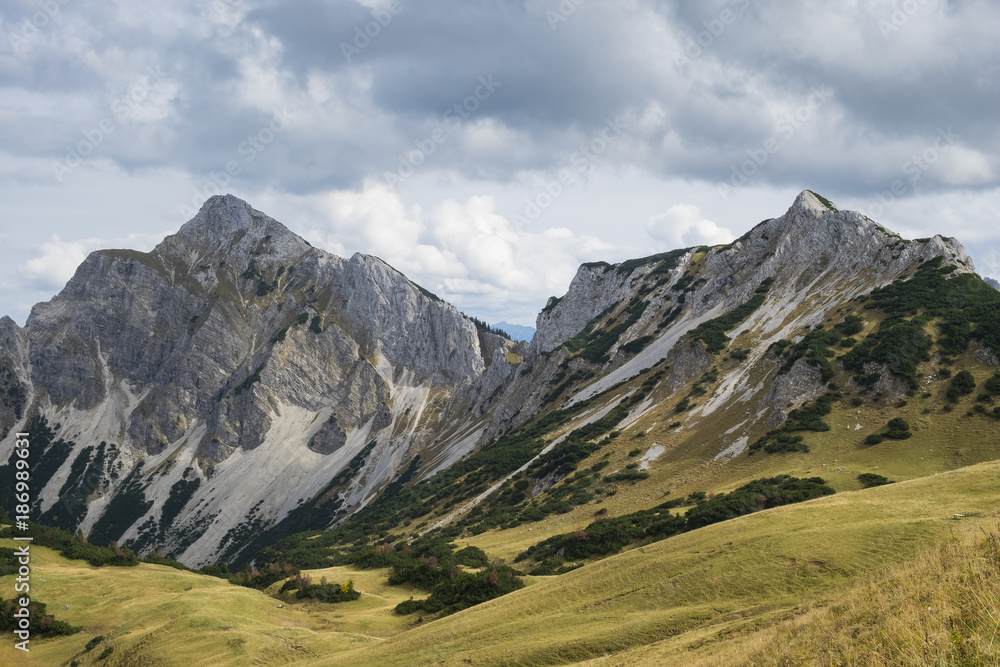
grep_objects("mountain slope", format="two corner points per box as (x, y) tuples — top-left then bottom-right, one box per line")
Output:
(3, 190), (999, 577)
(268, 190), (995, 568)
(6, 458), (997, 666)
(0, 195), (516, 566)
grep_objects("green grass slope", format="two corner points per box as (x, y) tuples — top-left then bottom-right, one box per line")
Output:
(3, 460), (997, 666)
(304, 458), (1000, 666)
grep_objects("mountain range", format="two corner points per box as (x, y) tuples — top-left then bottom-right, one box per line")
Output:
(1, 190), (999, 665)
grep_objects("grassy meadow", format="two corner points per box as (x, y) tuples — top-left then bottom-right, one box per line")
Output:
(4, 457), (997, 666)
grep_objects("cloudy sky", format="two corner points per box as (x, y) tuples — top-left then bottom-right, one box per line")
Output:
(1, 0), (998, 328)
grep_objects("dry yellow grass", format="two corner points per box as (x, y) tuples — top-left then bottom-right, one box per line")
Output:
(3, 460), (998, 666)
(599, 526), (1000, 667)
(717, 528), (1000, 666)
(309, 460), (1000, 666)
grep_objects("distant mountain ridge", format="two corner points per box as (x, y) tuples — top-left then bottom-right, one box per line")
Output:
(492, 321), (535, 342)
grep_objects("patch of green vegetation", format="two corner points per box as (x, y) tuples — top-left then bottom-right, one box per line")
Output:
(690, 278), (773, 353)
(861, 256), (1000, 358)
(581, 261), (611, 270)
(565, 299), (649, 364)
(158, 471), (201, 530)
(621, 335), (654, 355)
(88, 462), (153, 548)
(858, 473), (894, 488)
(806, 190), (838, 211)
(518, 475), (834, 565)
(842, 319), (932, 390)
(984, 372), (1000, 397)
(777, 314), (867, 382)
(39, 441), (107, 531)
(394, 565), (525, 617)
(749, 393), (839, 455)
(309, 316), (323, 334)
(0, 596), (82, 638)
(541, 296), (562, 314)
(946, 370), (976, 403)
(467, 316), (511, 339)
(866, 417), (912, 444)
(286, 578), (361, 603)
(758, 434), (809, 454)
(0, 415), (71, 515)
(884, 417), (912, 439)
(6, 521), (140, 567)
(615, 248), (690, 275)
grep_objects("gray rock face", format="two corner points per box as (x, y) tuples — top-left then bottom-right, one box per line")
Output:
(0, 195), (512, 566)
(0, 190), (985, 566)
(480, 190), (976, 454)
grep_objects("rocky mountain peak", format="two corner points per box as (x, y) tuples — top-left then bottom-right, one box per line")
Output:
(788, 189), (832, 218)
(157, 194), (312, 263)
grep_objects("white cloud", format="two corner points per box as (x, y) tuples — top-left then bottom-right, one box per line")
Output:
(306, 182), (622, 322)
(645, 204), (735, 249)
(20, 231), (165, 292)
(21, 235), (98, 290)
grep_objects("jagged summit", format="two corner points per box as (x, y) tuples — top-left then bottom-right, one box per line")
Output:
(158, 194), (313, 262)
(789, 189), (833, 217)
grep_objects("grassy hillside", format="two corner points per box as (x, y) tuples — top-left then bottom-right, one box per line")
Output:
(3, 460), (997, 666)
(0, 544), (416, 666)
(311, 458), (1000, 666)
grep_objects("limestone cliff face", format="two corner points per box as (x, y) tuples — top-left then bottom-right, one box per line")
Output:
(0, 195), (509, 565)
(0, 191), (982, 566)
(479, 191), (974, 444)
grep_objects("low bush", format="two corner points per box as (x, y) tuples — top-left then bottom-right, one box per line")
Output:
(858, 473), (893, 488)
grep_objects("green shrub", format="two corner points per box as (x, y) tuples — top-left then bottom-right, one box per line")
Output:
(296, 580), (360, 603)
(946, 370), (976, 402)
(394, 566), (525, 617)
(984, 372), (1000, 396)
(0, 597), (82, 638)
(762, 434), (810, 454)
(858, 473), (893, 488)
(868, 417), (913, 441)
